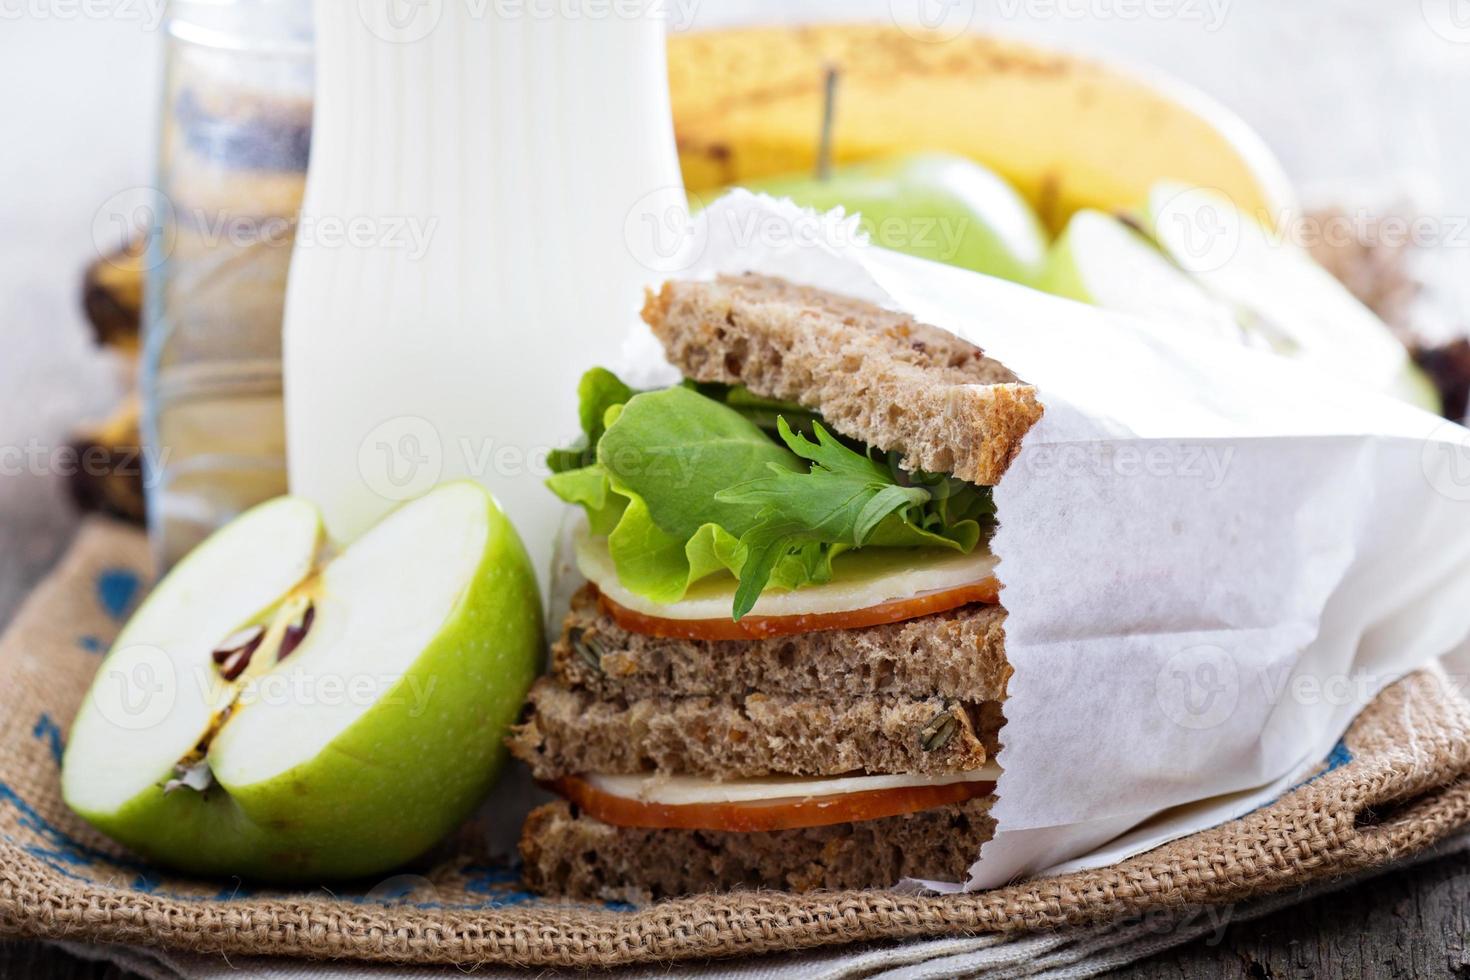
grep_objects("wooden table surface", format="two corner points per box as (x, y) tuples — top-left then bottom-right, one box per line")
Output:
(4, 3), (1468, 976)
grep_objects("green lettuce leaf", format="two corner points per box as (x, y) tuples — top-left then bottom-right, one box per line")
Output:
(543, 463), (624, 535)
(545, 368), (993, 620)
(547, 367), (635, 474)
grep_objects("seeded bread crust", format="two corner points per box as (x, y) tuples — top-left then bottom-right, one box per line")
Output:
(519, 796), (997, 902)
(641, 273), (1043, 486)
(554, 586), (1011, 701)
(508, 679), (993, 780)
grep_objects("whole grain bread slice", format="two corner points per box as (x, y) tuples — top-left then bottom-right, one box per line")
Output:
(555, 585), (1011, 701)
(642, 273), (1043, 485)
(520, 796), (996, 902)
(508, 679), (996, 780)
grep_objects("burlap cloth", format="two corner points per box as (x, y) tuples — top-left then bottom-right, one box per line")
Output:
(4, 520), (1470, 970)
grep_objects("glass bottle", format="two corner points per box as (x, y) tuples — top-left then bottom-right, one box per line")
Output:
(143, 0), (313, 567)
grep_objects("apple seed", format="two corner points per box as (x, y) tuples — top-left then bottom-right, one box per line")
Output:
(212, 625), (266, 681)
(277, 602), (315, 662)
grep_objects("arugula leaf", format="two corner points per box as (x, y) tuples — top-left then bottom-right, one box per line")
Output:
(716, 419), (983, 618)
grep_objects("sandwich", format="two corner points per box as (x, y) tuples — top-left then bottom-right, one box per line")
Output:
(508, 273), (1043, 901)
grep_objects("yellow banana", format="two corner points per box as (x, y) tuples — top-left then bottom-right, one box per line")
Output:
(668, 25), (1294, 232)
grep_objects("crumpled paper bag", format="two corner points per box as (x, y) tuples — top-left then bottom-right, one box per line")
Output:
(615, 191), (1470, 889)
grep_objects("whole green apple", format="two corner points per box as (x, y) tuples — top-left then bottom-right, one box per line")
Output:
(741, 154), (1048, 285)
(61, 481), (543, 881)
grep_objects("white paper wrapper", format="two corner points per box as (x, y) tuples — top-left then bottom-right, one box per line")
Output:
(614, 191), (1470, 891)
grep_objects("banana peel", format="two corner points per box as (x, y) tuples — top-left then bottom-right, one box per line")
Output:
(75, 242), (147, 521)
(668, 24), (1295, 232)
(66, 395), (146, 523)
(82, 243), (145, 352)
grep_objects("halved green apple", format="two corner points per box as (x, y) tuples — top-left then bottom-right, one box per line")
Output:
(1143, 183), (1441, 413)
(1040, 208), (1242, 345)
(62, 481), (542, 881)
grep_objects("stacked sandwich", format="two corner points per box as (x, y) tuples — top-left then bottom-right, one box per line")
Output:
(509, 273), (1042, 900)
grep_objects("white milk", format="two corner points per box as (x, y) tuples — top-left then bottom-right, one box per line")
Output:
(283, 1), (683, 587)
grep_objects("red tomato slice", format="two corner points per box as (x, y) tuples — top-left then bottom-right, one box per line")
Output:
(547, 775), (997, 832)
(596, 577), (1000, 641)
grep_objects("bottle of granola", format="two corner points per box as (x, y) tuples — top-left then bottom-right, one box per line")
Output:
(142, 0), (313, 567)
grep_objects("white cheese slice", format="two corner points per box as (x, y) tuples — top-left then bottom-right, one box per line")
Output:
(585, 766), (1002, 806)
(572, 518), (998, 621)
